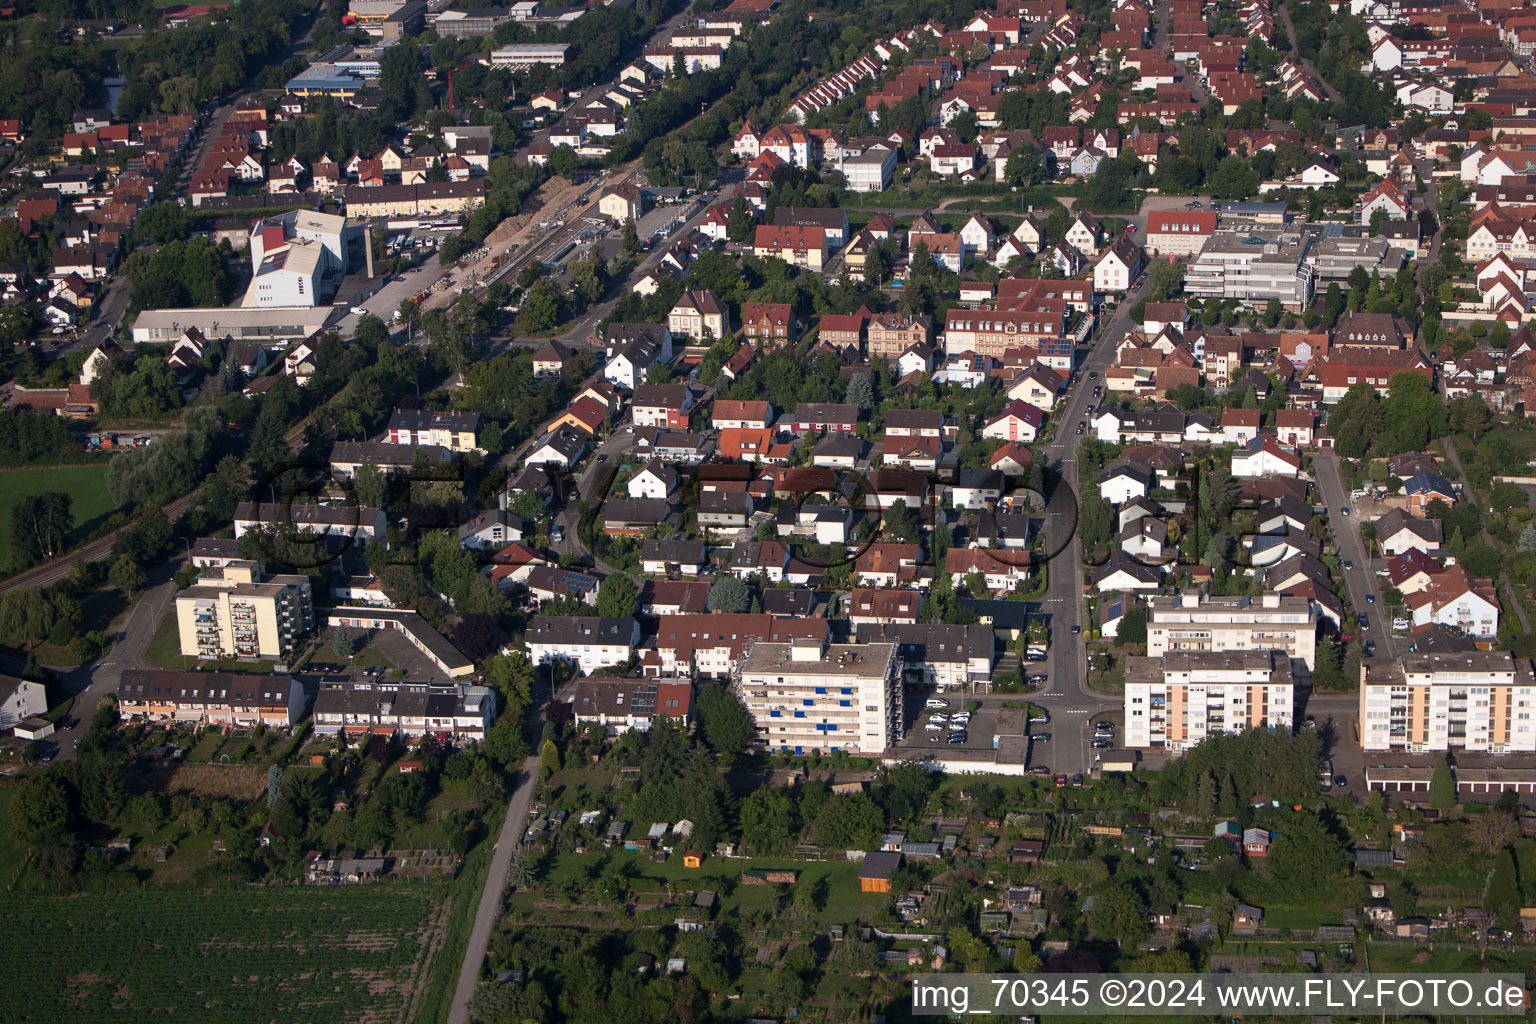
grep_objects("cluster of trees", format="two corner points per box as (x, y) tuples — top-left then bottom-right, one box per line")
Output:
(1327, 373), (1447, 460)
(105, 406), (228, 505)
(1154, 727), (1323, 807)
(90, 354), (185, 420)
(119, 236), (234, 312)
(0, 410), (86, 467)
(0, 20), (110, 147)
(114, 0), (315, 120)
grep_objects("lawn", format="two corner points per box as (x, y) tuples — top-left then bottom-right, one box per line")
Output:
(0, 887), (450, 1024)
(0, 464), (116, 573)
(142, 609), (281, 673)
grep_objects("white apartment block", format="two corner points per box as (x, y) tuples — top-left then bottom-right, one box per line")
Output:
(525, 615), (641, 676)
(1147, 593), (1317, 669)
(175, 560), (314, 660)
(1124, 651), (1294, 750)
(734, 637), (900, 755)
(1359, 652), (1536, 754)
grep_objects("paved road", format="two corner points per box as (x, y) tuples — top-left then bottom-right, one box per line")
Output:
(0, 492), (195, 597)
(48, 568), (181, 759)
(1034, 276), (1156, 775)
(1311, 453), (1396, 654)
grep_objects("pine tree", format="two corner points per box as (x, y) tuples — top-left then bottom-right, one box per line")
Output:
(332, 624), (355, 659)
(1429, 756), (1456, 809)
(1194, 772), (1216, 816)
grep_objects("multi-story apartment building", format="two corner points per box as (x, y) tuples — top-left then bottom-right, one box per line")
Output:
(1147, 593), (1317, 668)
(1124, 651), (1294, 750)
(852, 622), (995, 691)
(525, 616), (641, 675)
(941, 307), (1063, 358)
(312, 679), (498, 742)
(1359, 652), (1536, 754)
(175, 561), (314, 661)
(866, 312), (934, 360)
(735, 636), (900, 755)
(1183, 224), (1317, 311)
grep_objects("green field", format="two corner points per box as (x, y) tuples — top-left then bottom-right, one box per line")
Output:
(0, 465), (116, 573)
(0, 886), (449, 1023)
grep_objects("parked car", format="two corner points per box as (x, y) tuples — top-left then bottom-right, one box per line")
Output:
(947, 731), (968, 744)
(1028, 765), (1051, 775)
(1359, 612), (1370, 630)
(1032, 732), (1052, 742)
(1054, 774), (1068, 787)
(1026, 674), (1048, 685)
(1070, 773), (1084, 787)
(1070, 624), (1081, 635)
(924, 721), (944, 731)
(1095, 720), (1114, 731)
(1029, 714), (1050, 724)
(1092, 738), (1113, 748)
(926, 698), (950, 709)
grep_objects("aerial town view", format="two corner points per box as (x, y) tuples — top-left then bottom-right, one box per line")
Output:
(10, 0), (1536, 1018)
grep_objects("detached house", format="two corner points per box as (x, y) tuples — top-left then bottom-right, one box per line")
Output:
(668, 290), (729, 341)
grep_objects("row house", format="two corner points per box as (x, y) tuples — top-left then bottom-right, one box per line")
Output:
(313, 680), (497, 743)
(118, 670), (305, 728)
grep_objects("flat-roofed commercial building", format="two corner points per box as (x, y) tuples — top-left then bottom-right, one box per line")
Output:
(132, 306), (333, 344)
(1359, 651), (1536, 753)
(735, 636), (899, 755)
(488, 43), (570, 66)
(1147, 592), (1317, 668)
(1124, 650), (1294, 750)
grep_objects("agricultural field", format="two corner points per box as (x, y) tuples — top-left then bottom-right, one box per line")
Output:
(0, 465), (116, 573)
(0, 886), (450, 1023)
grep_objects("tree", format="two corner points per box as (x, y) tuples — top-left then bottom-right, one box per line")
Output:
(726, 194), (754, 244)
(811, 793), (883, 850)
(332, 624), (356, 660)
(740, 788), (799, 852)
(595, 572), (638, 618)
(1270, 812), (1347, 897)
(1012, 943), (1042, 973)
(1381, 370), (1447, 454)
(1429, 756), (1456, 809)
(883, 499), (918, 543)
(1005, 144), (1044, 186)
(10, 774), (69, 841)
(621, 216), (641, 257)
(1116, 606), (1147, 647)
(11, 492), (72, 568)
(1207, 155), (1260, 199)
(707, 574), (751, 612)
(844, 373), (874, 411)
(548, 143), (579, 181)
(109, 554), (146, 596)
(1467, 812), (1518, 858)
(539, 737), (560, 779)
(1484, 846), (1521, 931)
(1089, 882), (1149, 946)
(695, 684), (756, 761)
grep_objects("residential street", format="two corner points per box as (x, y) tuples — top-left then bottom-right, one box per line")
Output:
(1311, 453), (1396, 652)
(1034, 275), (1154, 776)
